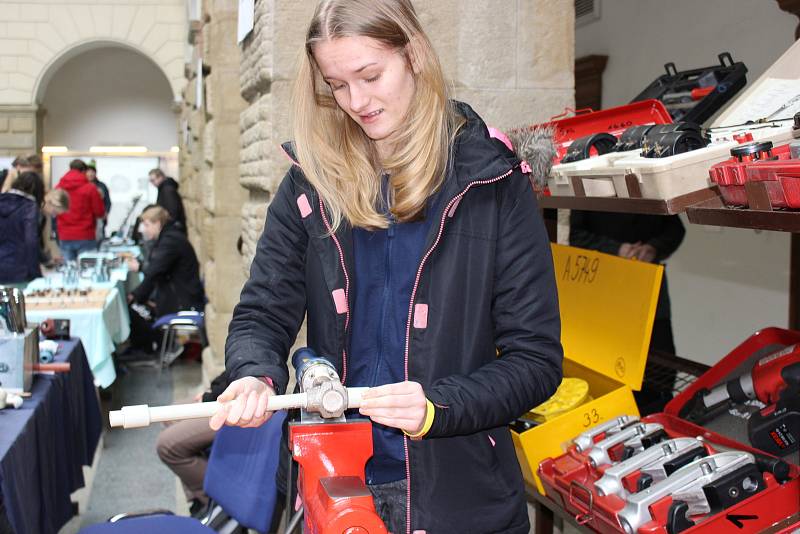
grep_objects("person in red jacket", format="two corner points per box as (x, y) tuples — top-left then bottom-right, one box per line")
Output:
(55, 159), (105, 261)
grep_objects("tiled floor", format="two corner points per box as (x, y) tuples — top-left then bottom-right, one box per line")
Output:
(59, 357), (202, 533)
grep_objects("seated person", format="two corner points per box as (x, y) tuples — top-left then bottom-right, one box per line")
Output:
(156, 369), (230, 516)
(126, 206), (204, 352)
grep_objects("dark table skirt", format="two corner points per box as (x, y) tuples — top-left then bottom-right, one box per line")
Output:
(0, 339), (102, 534)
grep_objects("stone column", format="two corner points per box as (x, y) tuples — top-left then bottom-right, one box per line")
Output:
(180, 0), (249, 380)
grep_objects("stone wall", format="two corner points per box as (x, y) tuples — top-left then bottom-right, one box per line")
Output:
(178, 0), (249, 380)
(182, 0), (575, 374)
(0, 0), (186, 156)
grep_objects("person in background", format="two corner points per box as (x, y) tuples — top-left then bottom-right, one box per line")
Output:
(0, 156), (33, 194)
(569, 211), (685, 413)
(156, 369), (231, 516)
(42, 189), (70, 265)
(43, 188), (70, 217)
(26, 154), (43, 177)
(85, 161), (111, 243)
(148, 168), (186, 229)
(0, 172), (46, 283)
(55, 159), (105, 261)
(126, 206), (204, 352)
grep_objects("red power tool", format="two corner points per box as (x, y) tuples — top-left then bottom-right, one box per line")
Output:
(682, 344), (800, 455)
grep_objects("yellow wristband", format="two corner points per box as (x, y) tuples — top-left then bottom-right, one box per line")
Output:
(403, 399), (435, 440)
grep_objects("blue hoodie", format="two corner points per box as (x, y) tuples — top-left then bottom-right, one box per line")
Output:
(349, 179), (441, 484)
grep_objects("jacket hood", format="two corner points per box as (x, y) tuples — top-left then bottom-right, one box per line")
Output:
(281, 100), (519, 191)
(449, 101), (520, 187)
(0, 192), (33, 218)
(159, 177), (179, 190)
(58, 169), (89, 190)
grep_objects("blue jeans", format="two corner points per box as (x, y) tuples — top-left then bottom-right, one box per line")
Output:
(60, 240), (97, 261)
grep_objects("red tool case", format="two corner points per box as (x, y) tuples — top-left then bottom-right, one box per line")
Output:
(537, 328), (800, 533)
(709, 142), (800, 208)
(539, 100), (673, 164)
(746, 145), (800, 208)
(538, 413), (800, 534)
(666, 327), (800, 461)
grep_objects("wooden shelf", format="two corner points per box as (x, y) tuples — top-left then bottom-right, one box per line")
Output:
(686, 195), (800, 232)
(537, 187), (719, 215)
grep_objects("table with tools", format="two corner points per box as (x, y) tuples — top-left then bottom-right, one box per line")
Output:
(0, 338), (102, 534)
(24, 274), (129, 389)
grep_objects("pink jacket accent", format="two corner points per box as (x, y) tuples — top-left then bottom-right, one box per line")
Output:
(413, 303), (428, 329)
(296, 194), (312, 218)
(487, 126), (514, 151)
(332, 288), (347, 314)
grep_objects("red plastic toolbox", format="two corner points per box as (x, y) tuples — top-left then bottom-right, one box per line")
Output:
(708, 142), (792, 207)
(538, 412), (800, 534)
(536, 100), (673, 163)
(665, 327), (800, 461)
(746, 144), (800, 208)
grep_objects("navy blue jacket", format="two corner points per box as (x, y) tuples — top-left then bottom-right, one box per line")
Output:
(226, 102), (563, 533)
(0, 191), (42, 284)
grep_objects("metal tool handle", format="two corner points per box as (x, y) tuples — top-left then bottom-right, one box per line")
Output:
(109, 387), (369, 429)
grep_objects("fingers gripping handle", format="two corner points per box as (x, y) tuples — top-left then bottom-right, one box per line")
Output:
(109, 387), (369, 429)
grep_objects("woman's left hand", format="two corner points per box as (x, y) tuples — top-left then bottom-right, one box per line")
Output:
(358, 381), (428, 434)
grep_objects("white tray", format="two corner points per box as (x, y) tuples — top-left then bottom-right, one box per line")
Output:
(549, 38), (800, 201)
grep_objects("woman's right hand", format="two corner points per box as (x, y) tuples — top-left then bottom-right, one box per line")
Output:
(209, 376), (276, 431)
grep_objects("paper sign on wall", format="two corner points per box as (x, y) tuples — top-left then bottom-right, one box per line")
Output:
(238, 0), (255, 44)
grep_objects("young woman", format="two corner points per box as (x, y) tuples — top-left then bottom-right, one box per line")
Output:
(211, 1), (563, 532)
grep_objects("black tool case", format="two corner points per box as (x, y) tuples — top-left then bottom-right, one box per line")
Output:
(632, 52), (747, 125)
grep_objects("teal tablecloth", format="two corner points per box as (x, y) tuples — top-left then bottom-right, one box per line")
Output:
(24, 280), (128, 388)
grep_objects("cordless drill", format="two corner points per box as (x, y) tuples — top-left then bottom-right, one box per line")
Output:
(682, 344), (800, 456)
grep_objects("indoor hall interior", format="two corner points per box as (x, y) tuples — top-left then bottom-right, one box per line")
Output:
(0, 1), (799, 534)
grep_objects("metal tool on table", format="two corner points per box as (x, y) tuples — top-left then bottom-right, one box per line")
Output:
(586, 423), (664, 467)
(696, 435), (791, 484)
(594, 437), (707, 498)
(617, 451), (765, 534)
(572, 415), (640, 453)
(0, 287), (38, 393)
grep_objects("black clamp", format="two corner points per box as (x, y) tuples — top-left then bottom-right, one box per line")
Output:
(614, 125), (655, 152)
(730, 141), (773, 161)
(561, 132), (618, 163)
(641, 122), (708, 158)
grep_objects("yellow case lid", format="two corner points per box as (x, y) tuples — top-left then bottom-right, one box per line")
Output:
(551, 243), (663, 391)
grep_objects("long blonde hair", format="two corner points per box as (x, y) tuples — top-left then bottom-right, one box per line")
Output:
(293, 0), (464, 231)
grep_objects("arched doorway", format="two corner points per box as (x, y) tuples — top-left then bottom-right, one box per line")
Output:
(38, 44), (178, 237)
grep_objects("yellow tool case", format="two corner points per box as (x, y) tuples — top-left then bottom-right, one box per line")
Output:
(512, 243), (663, 493)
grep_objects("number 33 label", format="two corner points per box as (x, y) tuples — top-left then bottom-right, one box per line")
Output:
(583, 408), (600, 427)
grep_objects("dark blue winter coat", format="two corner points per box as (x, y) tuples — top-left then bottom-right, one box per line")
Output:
(226, 102), (563, 534)
(0, 191), (42, 284)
